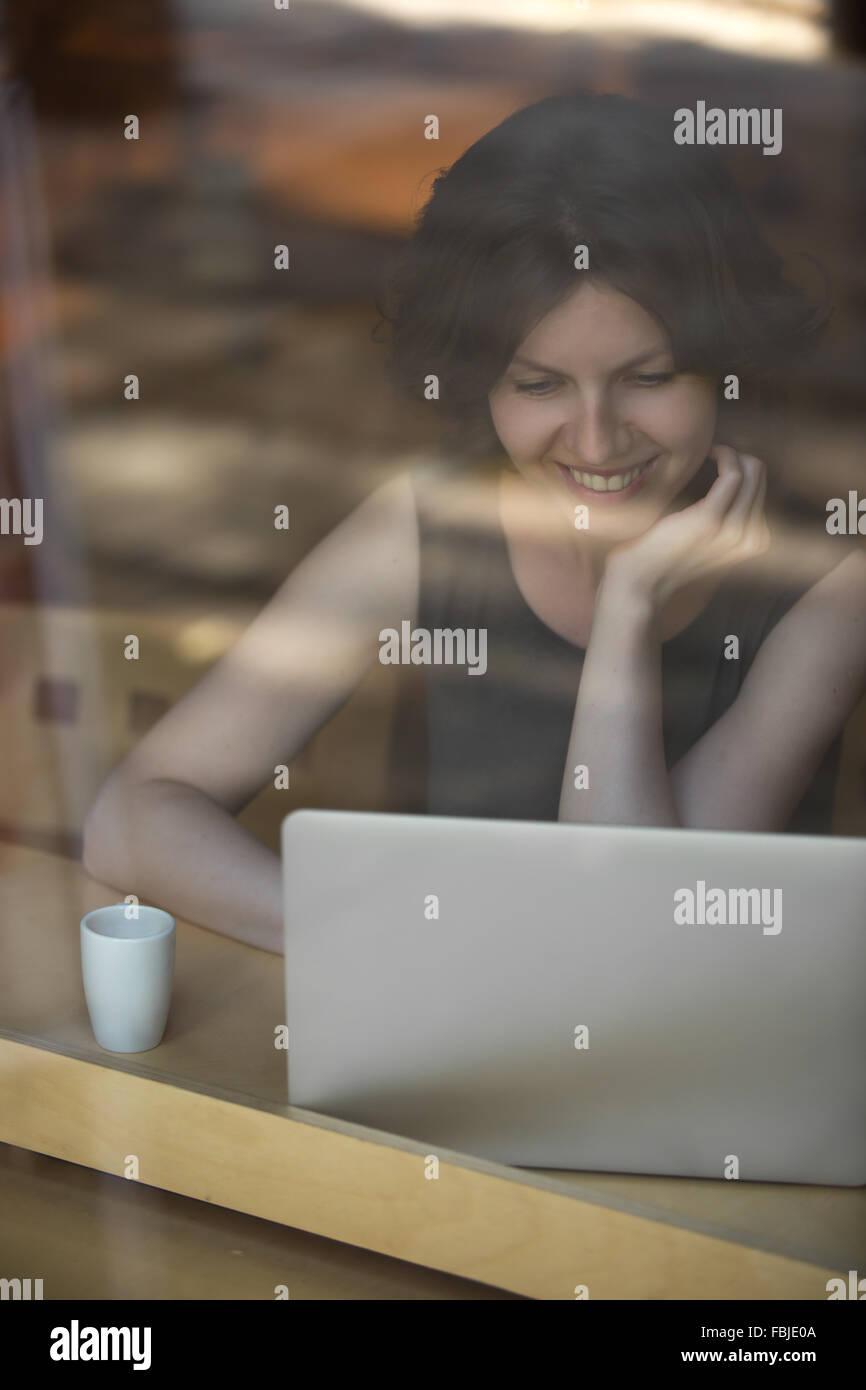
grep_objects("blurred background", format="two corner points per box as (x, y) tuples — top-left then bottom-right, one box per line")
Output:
(1, 0), (865, 857)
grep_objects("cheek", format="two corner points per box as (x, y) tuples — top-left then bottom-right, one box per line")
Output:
(489, 393), (535, 451)
(648, 384), (716, 451)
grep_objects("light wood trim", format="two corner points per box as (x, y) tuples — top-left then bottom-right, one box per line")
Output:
(0, 1141), (515, 1301)
(0, 1036), (840, 1301)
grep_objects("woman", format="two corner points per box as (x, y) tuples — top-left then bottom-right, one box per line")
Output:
(83, 94), (866, 953)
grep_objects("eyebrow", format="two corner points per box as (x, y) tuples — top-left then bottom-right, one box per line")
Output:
(509, 345), (672, 377)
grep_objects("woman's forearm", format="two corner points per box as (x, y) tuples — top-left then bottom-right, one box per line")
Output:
(557, 574), (681, 826)
(83, 776), (284, 953)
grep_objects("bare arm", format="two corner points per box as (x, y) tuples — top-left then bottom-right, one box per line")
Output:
(82, 471), (420, 952)
(558, 445), (753, 827)
(86, 779), (287, 953)
(558, 445), (866, 831)
(670, 549), (866, 830)
(557, 573), (679, 825)
(559, 550), (866, 831)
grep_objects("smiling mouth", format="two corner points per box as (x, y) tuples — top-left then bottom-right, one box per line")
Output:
(558, 457), (657, 493)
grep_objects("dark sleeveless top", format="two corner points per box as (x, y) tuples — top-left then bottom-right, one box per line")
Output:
(386, 459), (843, 832)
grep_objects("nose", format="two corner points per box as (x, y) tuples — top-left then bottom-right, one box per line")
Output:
(561, 392), (628, 470)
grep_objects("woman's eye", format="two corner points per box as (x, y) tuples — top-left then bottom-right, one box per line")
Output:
(514, 379), (557, 396)
(631, 372), (674, 386)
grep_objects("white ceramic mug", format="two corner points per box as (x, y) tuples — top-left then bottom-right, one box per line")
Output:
(80, 903), (175, 1053)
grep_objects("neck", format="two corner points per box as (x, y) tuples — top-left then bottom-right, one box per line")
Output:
(500, 467), (620, 593)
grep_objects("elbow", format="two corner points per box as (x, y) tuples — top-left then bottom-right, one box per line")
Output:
(82, 776), (132, 887)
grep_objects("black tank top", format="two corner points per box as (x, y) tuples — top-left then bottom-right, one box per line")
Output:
(386, 459), (842, 832)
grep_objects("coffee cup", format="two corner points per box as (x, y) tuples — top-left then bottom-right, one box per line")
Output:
(80, 902), (175, 1053)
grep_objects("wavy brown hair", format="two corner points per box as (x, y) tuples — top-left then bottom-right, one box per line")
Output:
(376, 92), (830, 468)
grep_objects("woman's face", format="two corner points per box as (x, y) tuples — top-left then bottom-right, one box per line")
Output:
(488, 280), (718, 543)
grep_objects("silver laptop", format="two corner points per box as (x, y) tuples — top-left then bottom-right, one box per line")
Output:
(282, 809), (866, 1184)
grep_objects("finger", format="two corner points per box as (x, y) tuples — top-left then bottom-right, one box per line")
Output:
(721, 452), (763, 539)
(742, 458), (770, 553)
(674, 447), (740, 529)
(700, 445), (744, 521)
(655, 450), (742, 567)
(696, 450), (762, 573)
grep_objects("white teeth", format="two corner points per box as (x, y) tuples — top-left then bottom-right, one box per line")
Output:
(567, 460), (650, 492)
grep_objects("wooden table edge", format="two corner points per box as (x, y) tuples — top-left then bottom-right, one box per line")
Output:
(0, 1034), (841, 1300)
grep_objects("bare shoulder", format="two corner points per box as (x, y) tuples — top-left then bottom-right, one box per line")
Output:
(277, 467), (421, 624)
(348, 466), (419, 531)
(814, 547), (866, 595)
(750, 546), (866, 703)
(786, 547), (866, 623)
(313, 459), (494, 604)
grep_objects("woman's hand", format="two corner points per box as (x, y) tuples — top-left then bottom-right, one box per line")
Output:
(603, 445), (770, 609)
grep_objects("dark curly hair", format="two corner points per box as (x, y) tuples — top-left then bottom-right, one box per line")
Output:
(375, 92), (830, 465)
